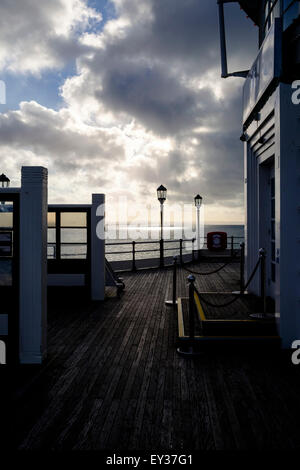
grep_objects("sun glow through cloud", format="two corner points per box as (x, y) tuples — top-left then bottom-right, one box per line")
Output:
(0, 0), (258, 224)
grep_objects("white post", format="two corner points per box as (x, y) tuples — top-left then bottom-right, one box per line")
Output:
(196, 207), (200, 252)
(91, 194), (105, 301)
(19, 167), (48, 364)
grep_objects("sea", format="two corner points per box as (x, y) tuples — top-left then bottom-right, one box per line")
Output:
(105, 225), (244, 262)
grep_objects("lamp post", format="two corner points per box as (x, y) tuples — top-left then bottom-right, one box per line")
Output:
(0, 174), (10, 205)
(0, 174), (10, 188)
(157, 184), (167, 268)
(194, 194), (202, 260)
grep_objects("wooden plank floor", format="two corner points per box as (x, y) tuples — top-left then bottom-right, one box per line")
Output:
(11, 263), (300, 450)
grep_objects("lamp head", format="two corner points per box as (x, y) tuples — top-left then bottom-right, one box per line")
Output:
(194, 194), (202, 208)
(157, 184), (167, 203)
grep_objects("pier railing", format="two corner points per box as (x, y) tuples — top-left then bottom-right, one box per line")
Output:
(105, 236), (244, 271)
(46, 235), (244, 271)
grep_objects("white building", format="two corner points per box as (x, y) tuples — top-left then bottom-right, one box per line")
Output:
(217, 0), (300, 347)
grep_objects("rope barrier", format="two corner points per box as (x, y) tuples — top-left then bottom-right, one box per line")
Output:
(192, 255), (261, 309)
(181, 250), (239, 276)
(194, 285), (242, 308)
(243, 258), (261, 291)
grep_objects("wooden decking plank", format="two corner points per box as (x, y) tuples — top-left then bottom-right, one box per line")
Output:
(11, 262), (300, 450)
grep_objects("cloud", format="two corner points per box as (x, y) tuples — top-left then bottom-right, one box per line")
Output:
(0, 0), (102, 74)
(0, 100), (125, 201)
(0, 0), (259, 221)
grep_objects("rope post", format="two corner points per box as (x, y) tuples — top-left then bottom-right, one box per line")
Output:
(192, 238), (195, 262)
(165, 256), (178, 308)
(179, 239), (183, 265)
(259, 248), (267, 314)
(240, 242), (245, 293)
(188, 275), (195, 340)
(132, 241), (137, 272)
(250, 248), (273, 319)
(231, 236), (234, 258)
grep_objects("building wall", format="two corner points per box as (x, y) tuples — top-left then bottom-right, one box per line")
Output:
(275, 82), (300, 347)
(244, 91), (276, 296)
(244, 83), (300, 347)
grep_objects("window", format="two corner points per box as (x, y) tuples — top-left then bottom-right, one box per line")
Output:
(0, 200), (15, 288)
(60, 212), (87, 260)
(47, 212), (56, 259)
(47, 209), (89, 260)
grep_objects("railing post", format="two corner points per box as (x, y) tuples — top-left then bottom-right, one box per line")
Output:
(192, 238), (195, 262)
(132, 241), (136, 272)
(188, 274), (195, 340)
(165, 256), (177, 308)
(179, 238), (183, 265)
(160, 239), (164, 268)
(197, 236), (201, 261)
(240, 242), (245, 293)
(231, 235), (234, 258)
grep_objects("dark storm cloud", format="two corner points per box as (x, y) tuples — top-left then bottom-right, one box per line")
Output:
(97, 63), (217, 135)
(128, 129), (244, 208)
(80, 0), (256, 137)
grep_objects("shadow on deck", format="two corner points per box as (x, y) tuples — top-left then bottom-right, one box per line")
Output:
(11, 263), (300, 450)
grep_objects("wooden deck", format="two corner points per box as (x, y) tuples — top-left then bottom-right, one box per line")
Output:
(11, 262), (300, 450)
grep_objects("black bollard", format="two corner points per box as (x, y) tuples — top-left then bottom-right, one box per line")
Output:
(188, 275), (195, 340)
(240, 242), (245, 293)
(259, 248), (267, 314)
(250, 248), (273, 319)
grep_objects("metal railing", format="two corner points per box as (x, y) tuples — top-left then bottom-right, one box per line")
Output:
(105, 236), (244, 272)
(106, 238), (195, 271)
(46, 235), (244, 268)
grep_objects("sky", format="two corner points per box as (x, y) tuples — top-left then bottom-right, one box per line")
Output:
(0, 0), (258, 225)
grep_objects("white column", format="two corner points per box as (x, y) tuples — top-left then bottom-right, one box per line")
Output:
(19, 167), (48, 364)
(91, 194), (105, 301)
(196, 208), (200, 252)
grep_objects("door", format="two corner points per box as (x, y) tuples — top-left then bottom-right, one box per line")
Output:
(0, 193), (19, 364)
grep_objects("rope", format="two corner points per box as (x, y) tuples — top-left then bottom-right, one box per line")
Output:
(192, 256), (261, 309)
(181, 250), (239, 276)
(243, 258), (260, 290)
(194, 285), (242, 308)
